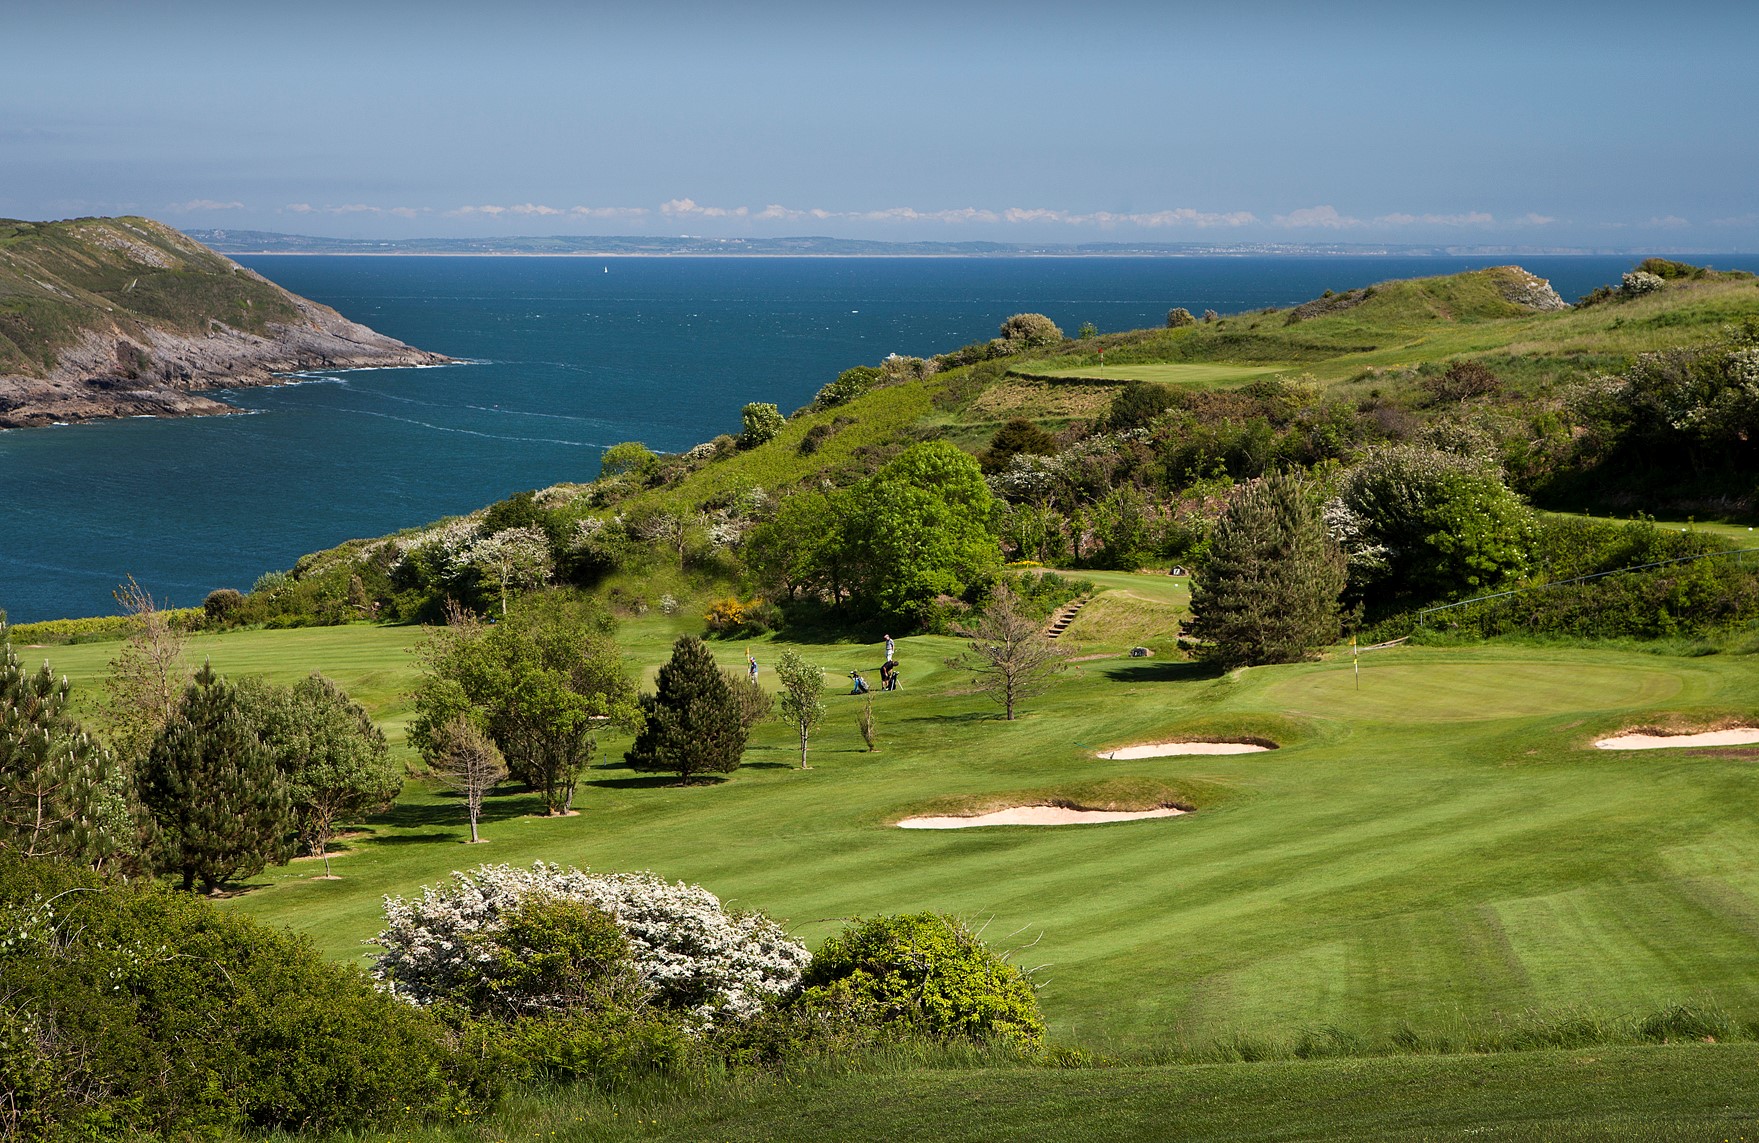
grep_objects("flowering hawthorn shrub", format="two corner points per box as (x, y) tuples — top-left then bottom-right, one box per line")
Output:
(1620, 270), (1666, 297)
(373, 862), (809, 1027)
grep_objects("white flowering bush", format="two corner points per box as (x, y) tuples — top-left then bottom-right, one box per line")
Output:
(1620, 270), (1665, 297)
(372, 862), (809, 1027)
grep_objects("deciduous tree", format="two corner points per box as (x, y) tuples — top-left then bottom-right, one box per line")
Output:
(461, 526), (553, 616)
(426, 716), (506, 844)
(774, 649), (826, 768)
(411, 593), (639, 815)
(1336, 445), (1534, 602)
(953, 586), (1067, 720)
(242, 673), (401, 876)
(101, 576), (192, 762)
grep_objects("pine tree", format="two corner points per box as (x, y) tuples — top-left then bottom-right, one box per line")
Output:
(0, 621), (125, 865)
(140, 663), (294, 893)
(1185, 472), (1347, 669)
(624, 636), (747, 783)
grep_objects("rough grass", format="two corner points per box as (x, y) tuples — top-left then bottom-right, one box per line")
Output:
(0, 216), (301, 371)
(1025, 271), (1759, 389)
(271, 1041), (1759, 1142)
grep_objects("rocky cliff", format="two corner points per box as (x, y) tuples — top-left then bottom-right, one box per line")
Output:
(0, 217), (449, 428)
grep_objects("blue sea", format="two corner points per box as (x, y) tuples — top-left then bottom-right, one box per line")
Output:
(3, 253), (1754, 623)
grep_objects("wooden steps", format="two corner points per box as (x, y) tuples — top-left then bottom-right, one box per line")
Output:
(1044, 595), (1092, 640)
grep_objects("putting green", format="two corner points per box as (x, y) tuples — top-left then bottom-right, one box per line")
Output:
(1262, 657), (1685, 721)
(1016, 362), (1287, 386)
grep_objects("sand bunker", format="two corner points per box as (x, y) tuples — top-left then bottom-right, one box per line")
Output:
(1594, 727), (1759, 750)
(1098, 741), (1271, 760)
(898, 805), (1187, 829)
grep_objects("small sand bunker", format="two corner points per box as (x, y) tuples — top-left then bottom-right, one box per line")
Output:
(1594, 727), (1759, 750)
(1098, 741), (1272, 760)
(898, 805), (1187, 829)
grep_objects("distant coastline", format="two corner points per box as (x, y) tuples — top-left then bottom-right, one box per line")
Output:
(195, 230), (1754, 260)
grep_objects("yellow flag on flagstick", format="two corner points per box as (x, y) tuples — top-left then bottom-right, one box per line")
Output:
(1352, 634), (1359, 690)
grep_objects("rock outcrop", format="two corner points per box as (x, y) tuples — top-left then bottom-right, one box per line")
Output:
(0, 217), (449, 428)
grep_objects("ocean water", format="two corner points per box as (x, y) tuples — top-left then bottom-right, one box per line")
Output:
(2, 253), (1752, 623)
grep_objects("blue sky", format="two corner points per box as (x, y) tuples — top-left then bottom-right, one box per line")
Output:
(6, 0), (1757, 249)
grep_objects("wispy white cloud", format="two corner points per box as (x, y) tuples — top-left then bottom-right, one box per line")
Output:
(284, 202), (428, 217)
(446, 202), (648, 220)
(168, 198), (246, 212)
(661, 197), (752, 219)
(1375, 211), (1496, 227)
(663, 199), (1254, 228)
(1273, 206), (1540, 230)
(1273, 205), (1363, 230)
(570, 205), (648, 219)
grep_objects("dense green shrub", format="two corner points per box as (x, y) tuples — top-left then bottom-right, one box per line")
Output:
(1103, 380), (1175, 432)
(472, 1008), (698, 1088)
(1338, 445), (1536, 604)
(0, 854), (473, 1138)
(599, 440), (660, 481)
(811, 365), (884, 410)
(738, 402), (785, 448)
(201, 587), (246, 625)
(798, 913), (1045, 1048)
(1636, 257), (1709, 281)
(998, 313), (1063, 349)
(997, 570), (1093, 620)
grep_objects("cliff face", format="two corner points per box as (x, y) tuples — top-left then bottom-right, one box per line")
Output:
(0, 217), (449, 427)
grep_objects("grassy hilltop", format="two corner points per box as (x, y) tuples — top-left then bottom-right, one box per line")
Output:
(14, 258), (1759, 1140)
(0, 215), (446, 426)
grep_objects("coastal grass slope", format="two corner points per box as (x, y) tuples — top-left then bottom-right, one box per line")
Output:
(1016, 265), (1759, 391)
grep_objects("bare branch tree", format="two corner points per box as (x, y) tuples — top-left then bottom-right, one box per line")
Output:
(954, 586), (1068, 720)
(102, 576), (191, 760)
(428, 716), (506, 844)
(857, 697), (876, 752)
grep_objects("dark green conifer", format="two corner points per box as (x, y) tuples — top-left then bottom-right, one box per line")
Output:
(140, 662), (293, 893)
(0, 621), (126, 866)
(624, 636), (747, 783)
(1185, 472), (1347, 669)
(979, 418), (1058, 473)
